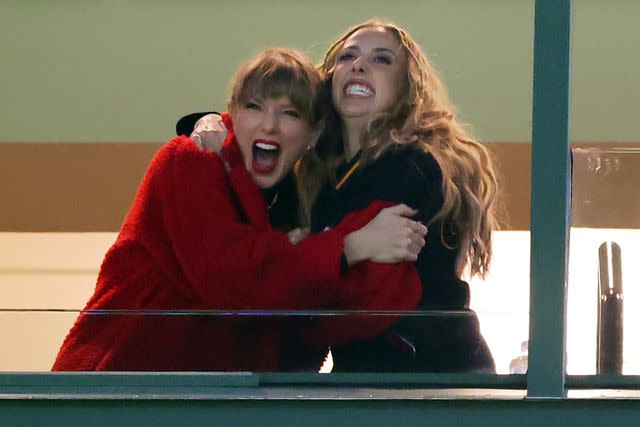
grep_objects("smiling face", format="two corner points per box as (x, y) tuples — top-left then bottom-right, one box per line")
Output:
(231, 96), (319, 189)
(331, 26), (408, 125)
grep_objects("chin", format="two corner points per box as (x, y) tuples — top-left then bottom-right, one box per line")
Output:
(338, 105), (374, 119)
(252, 172), (283, 189)
(253, 177), (276, 189)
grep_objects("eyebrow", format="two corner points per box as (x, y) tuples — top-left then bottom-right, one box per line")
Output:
(342, 46), (395, 54)
(250, 96), (297, 108)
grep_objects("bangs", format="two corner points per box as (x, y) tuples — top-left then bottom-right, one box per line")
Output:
(233, 59), (320, 126)
(238, 69), (316, 123)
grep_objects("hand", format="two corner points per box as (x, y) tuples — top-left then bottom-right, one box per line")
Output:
(287, 227), (310, 245)
(190, 114), (228, 153)
(343, 204), (428, 265)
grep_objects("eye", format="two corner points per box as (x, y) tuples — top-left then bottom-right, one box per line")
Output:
(372, 55), (392, 65)
(337, 52), (356, 62)
(245, 101), (261, 110)
(283, 109), (301, 119)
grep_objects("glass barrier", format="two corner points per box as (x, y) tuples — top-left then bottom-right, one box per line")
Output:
(0, 232), (529, 374)
(568, 147), (640, 375)
(0, 0), (534, 387)
(1, 309), (522, 374)
(566, 0), (640, 379)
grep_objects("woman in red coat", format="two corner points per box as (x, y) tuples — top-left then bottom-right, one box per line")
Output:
(52, 48), (426, 372)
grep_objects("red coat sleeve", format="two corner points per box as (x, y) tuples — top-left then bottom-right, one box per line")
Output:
(136, 137), (352, 309)
(313, 263), (421, 345)
(305, 199), (422, 337)
(129, 137), (403, 311)
(299, 205), (423, 346)
(321, 200), (423, 321)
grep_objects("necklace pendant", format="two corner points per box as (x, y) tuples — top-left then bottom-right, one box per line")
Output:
(267, 192), (279, 210)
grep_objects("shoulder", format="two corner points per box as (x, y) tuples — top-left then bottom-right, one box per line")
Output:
(368, 144), (445, 215)
(149, 136), (226, 179)
(372, 144), (442, 185)
(155, 135), (223, 163)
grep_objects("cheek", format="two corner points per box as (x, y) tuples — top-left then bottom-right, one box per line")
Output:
(287, 146), (307, 166)
(394, 72), (406, 95)
(331, 86), (341, 109)
(231, 113), (257, 157)
(233, 126), (253, 159)
(283, 127), (313, 157)
(392, 65), (408, 95)
(382, 71), (405, 103)
(331, 69), (345, 99)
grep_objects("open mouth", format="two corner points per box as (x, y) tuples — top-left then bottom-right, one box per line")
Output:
(344, 80), (375, 98)
(252, 139), (281, 174)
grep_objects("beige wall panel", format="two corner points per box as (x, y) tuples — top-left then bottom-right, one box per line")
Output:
(1, 142), (535, 231)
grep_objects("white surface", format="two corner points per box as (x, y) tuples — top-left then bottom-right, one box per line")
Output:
(0, 230), (637, 374)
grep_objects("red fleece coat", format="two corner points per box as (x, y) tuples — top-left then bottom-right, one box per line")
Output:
(52, 119), (421, 372)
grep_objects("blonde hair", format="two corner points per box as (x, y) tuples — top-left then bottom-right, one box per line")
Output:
(228, 48), (325, 129)
(298, 20), (498, 278)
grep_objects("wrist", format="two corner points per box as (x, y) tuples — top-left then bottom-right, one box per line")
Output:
(343, 230), (368, 266)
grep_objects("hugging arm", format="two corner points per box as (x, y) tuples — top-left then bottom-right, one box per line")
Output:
(300, 152), (440, 345)
(146, 138), (425, 310)
(152, 140), (348, 309)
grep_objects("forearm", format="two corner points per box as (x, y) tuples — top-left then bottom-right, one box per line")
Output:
(300, 261), (423, 346)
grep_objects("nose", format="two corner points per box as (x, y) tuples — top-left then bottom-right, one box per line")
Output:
(351, 56), (366, 73)
(261, 110), (278, 134)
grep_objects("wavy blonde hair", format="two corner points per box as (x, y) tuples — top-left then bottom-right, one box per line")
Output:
(297, 20), (498, 278)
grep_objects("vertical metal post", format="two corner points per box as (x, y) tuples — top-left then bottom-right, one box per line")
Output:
(527, 0), (572, 398)
(597, 241), (624, 374)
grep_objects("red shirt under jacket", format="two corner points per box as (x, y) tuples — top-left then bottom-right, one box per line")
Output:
(52, 130), (421, 371)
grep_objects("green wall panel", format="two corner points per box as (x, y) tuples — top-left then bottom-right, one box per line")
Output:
(2, 1), (637, 143)
(1, 0), (534, 142)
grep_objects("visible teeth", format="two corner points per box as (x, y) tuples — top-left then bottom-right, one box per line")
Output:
(345, 84), (374, 97)
(256, 142), (278, 151)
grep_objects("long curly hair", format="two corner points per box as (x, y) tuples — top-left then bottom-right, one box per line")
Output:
(297, 20), (499, 278)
